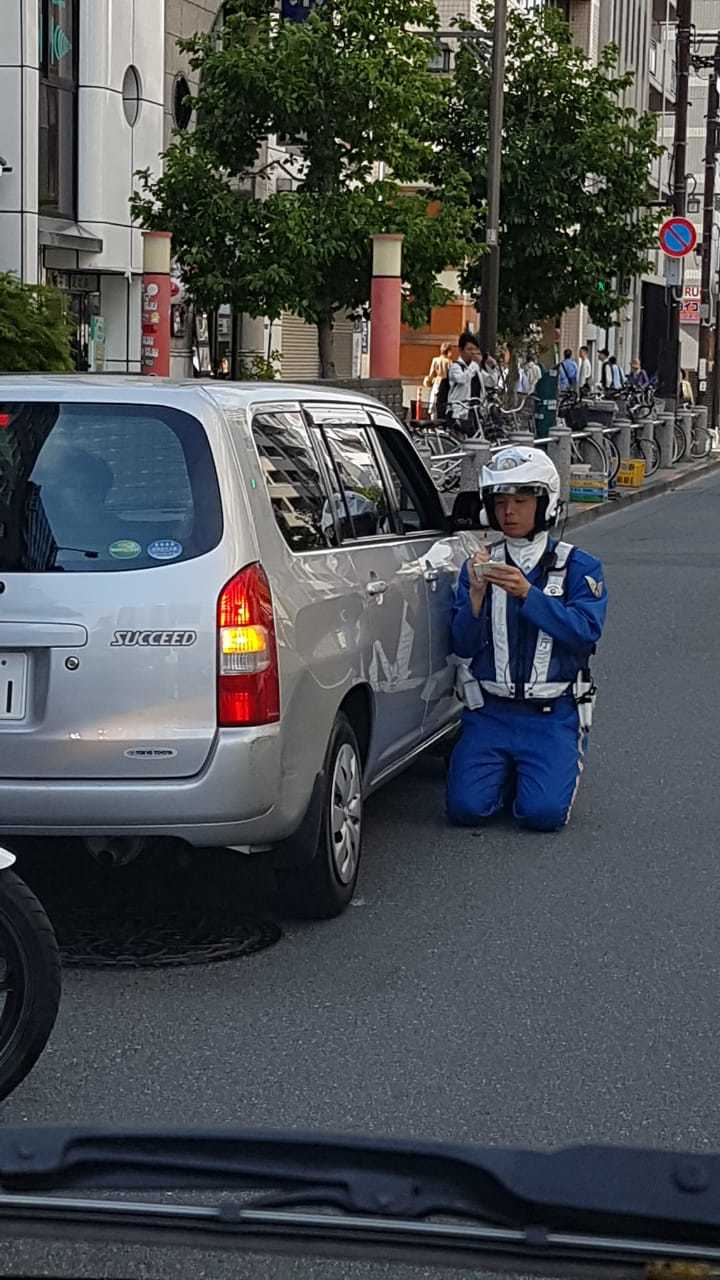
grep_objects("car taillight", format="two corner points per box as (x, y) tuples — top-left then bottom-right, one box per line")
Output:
(217, 564), (280, 727)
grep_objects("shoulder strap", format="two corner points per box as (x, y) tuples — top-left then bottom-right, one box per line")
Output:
(542, 541), (574, 597)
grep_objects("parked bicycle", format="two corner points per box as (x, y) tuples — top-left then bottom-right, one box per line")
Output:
(629, 424), (661, 477)
(607, 383), (654, 422)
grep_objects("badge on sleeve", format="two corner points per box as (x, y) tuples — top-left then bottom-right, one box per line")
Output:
(585, 575), (604, 598)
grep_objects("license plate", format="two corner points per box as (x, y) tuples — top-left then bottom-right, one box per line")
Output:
(0, 653), (28, 721)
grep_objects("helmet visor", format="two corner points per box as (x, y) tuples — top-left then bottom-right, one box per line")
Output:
(486, 483), (547, 497)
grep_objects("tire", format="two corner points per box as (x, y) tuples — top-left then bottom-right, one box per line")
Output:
(580, 436), (610, 481)
(279, 715), (363, 920)
(0, 871), (60, 1101)
(605, 434), (621, 483)
(673, 423), (687, 464)
(631, 435), (660, 477)
(690, 429), (713, 460)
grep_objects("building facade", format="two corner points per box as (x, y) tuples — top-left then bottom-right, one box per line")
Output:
(1, 0), (166, 373)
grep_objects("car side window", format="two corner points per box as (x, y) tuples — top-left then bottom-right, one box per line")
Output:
(321, 426), (392, 541)
(373, 425), (446, 533)
(251, 411), (339, 552)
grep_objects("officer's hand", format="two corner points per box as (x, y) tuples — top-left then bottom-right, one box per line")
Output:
(482, 564), (531, 599)
(467, 550), (490, 616)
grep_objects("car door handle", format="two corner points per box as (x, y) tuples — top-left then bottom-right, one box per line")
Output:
(365, 580), (387, 597)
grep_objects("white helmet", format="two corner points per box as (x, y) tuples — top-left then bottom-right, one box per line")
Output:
(481, 446), (561, 536)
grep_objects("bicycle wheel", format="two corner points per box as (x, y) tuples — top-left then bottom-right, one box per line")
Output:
(630, 435), (660, 477)
(578, 436), (610, 481)
(0, 870), (60, 1100)
(690, 428), (713, 459)
(672, 423), (687, 464)
(604, 434), (621, 482)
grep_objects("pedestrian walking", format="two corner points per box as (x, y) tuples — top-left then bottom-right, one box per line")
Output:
(598, 348), (612, 393)
(627, 357), (649, 390)
(523, 350), (542, 394)
(557, 349), (578, 394)
(481, 354), (503, 394)
(447, 446), (607, 832)
(424, 342), (453, 418)
(577, 346), (592, 393)
(447, 332), (483, 429)
(680, 368), (695, 405)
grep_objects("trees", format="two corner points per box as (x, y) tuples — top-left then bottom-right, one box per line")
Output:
(133, 0), (473, 376)
(446, 4), (662, 342)
(0, 274), (73, 372)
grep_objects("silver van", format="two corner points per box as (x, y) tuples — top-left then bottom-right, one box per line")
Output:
(0, 378), (476, 917)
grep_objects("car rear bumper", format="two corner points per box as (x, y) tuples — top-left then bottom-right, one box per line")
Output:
(0, 726), (308, 848)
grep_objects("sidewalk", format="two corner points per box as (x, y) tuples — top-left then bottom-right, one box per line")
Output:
(565, 453), (720, 532)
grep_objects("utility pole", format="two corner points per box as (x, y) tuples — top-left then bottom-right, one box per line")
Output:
(478, 0), (507, 356)
(697, 37), (720, 409)
(659, 0), (692, 399)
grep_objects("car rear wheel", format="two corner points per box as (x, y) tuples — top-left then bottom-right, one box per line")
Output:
(278, 714), (363, 920)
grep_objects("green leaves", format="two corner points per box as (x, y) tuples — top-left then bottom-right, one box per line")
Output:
(133, 0), (473, 371)
(0, 275), (73, 372)
(446, 4), (662, 338)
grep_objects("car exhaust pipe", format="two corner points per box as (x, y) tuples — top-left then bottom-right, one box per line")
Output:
(84, 837), (149, 868)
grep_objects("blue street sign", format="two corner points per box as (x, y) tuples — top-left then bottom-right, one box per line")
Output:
(281, 0), (315, 20)
(658, 216), (698, 259)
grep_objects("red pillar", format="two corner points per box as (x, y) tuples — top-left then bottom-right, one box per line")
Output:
(141, 230), (172, 376)
(369, 233), (403, 379)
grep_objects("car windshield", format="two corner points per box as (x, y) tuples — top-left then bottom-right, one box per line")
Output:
(0, 0), (713, 1275)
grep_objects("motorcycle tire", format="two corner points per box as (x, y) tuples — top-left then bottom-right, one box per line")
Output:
(0, 871), (61, 1101)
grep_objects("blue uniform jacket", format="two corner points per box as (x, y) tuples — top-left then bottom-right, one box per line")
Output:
(451, 539), (608, 692)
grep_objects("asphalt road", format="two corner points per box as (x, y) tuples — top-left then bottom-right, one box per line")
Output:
(2, 470), (720, 1278)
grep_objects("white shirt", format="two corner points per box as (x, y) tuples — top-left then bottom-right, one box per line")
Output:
(447, 358), (480, 418)
(577, 356), (592, 389)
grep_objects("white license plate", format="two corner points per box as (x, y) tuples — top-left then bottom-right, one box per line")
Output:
(0, 653), (28, 721)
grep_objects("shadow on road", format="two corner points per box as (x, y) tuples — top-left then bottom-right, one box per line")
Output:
(2, 755), (448, 969)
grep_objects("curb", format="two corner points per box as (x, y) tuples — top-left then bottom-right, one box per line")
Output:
(564, 455), (720, 533)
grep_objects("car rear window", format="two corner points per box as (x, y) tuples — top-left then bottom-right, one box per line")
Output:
(0, 402), (223, 572)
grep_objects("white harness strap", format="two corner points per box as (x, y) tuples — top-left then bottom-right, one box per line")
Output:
(489, 541), (514, 696)
(525, 541), (573, 701)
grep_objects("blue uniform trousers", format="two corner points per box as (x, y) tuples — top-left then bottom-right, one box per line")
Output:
(447, 695), (584, 832)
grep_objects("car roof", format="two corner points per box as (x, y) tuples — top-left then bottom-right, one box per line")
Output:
(0, 375), (393, 412)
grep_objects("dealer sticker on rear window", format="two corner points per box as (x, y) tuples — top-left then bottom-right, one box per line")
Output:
(147, 539), (183, 561)
(109, 539), (142, 560)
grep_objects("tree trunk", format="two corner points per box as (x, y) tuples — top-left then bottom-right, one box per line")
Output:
(318, 314), (337, 380)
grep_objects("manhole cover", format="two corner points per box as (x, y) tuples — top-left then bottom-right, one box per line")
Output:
(13, 842), (284, 969)
(57, 910), (282, 969)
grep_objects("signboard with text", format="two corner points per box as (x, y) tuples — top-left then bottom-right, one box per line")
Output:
(679, 284), (701, 324)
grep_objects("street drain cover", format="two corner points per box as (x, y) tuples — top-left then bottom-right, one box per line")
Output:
(57, 910), (282, 969)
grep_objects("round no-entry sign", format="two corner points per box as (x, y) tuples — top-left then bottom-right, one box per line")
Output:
(659, 216), (698, 258)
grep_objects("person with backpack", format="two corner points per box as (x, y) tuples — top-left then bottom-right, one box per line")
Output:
(446, 446), (608, 832)
(557, 349), (578, 394)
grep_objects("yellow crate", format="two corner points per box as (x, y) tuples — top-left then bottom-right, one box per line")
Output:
(616, 459), (646, 487)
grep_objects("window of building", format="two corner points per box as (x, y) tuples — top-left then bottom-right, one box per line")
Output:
(251, 411), (340, 552)
(122, 65), (142, 127)
(173, 75), (192, 130)
(38, 0), (78, 219)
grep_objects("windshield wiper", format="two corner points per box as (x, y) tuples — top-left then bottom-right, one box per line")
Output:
(0, 1127), (718, 1275)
